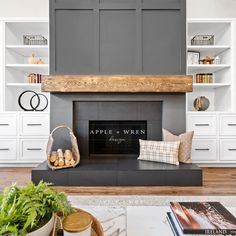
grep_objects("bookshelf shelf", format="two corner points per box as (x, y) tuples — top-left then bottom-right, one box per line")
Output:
(193, 83), (230, 89)
(6, 45), (49, 57)
(187, 45), (230, 55)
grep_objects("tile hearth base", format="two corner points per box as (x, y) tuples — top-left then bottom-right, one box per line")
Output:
(31, 159), (202, 186)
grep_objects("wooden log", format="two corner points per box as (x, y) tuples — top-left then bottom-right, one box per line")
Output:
(41, 75), (193, 93)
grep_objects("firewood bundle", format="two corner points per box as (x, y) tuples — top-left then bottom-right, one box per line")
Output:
(49, 149), (76, 167)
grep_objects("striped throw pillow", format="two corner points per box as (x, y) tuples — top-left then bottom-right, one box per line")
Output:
(138, 139), (180, 165)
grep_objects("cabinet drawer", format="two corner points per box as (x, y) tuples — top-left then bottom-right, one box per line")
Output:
(187, 115), (217, 136)
(20, 115), (49, 135)
(0, 114), (17, 136)
(20, 139), (47, 160)
(220, 115), (236, 136)
(192, 139), (217, 162)
(0, 139), (17, 160)
(220, 139), (236, 161)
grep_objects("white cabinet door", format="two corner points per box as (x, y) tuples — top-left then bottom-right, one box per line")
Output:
(0, 139), (17, 160)
(0, 114), (17, 136)
(187, 115), (217, 136)
(220, 115), (236, 136)
(20, 114), (49, 136)
(192, 139), (217, 162)
(19, 138), (47, 161)
(220, 139), (236, 161)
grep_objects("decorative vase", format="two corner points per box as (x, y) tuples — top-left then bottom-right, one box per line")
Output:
(26, 214), (54, 236)
(28, 53), (38, 64)
(37, 58), (45, 64)
(193, 96), (210, 111)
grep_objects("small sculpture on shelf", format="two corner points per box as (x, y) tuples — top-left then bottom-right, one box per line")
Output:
(193, 96), (210, 111)
(28, 53), (45, 64)
(28, 53), (38, 64)
(200, 56), (214, 64)
(37, 58), (45, 64)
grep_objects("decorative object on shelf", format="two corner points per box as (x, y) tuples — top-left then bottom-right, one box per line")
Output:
(30, 92), (48, 111)
(200, 56), (214, 64)
(23, 35), (47, 45)
(193, 96), (210, 111)
(187, 51), (200, 64)
(214, 56), (221, 64)
(28, 73), (43, 83)
(191, 35), (214, 45)
(37, 58), (45, 64)
(195, 73), (213, 83)
(28, 53), (38, 64)
(47, 125), (80, 170)
(28, 54), (45, 65)
(18, 90), (48, 111)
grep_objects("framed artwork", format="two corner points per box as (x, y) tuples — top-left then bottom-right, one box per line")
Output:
(187, 51), (200, 65)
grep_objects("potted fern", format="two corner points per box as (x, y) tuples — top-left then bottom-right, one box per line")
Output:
(0, 181), (74, 236)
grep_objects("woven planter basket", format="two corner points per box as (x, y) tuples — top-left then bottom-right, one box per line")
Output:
(47, 125), (80, 170)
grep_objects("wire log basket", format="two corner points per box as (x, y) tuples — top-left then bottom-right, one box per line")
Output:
(47, 125), (80, 170)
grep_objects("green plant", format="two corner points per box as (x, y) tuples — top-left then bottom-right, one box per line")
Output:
(0, 181), (74, 236)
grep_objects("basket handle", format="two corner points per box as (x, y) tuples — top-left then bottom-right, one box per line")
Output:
(50, 125), (74, 137)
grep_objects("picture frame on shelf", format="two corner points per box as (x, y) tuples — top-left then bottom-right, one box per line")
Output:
(187, 51), (200, 65)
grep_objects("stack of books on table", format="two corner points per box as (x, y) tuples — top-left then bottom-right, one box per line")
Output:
(167, 202), (236, 236)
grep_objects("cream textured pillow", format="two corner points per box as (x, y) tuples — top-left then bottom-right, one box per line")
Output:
(138, 139), (180, 165)
(162, 129), (194, 163)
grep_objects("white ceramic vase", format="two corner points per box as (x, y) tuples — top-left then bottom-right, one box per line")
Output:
(26, 214), (54, 236)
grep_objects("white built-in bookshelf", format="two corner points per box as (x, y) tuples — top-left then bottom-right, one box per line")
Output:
(0, 18), (49, 165)
(187, 19), (236, 165)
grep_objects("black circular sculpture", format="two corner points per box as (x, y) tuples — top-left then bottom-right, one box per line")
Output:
(18, 90), (48, 111)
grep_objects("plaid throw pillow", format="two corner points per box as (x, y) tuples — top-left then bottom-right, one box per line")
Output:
(163, 129), (194, 163)
(138, 139), (180, 165)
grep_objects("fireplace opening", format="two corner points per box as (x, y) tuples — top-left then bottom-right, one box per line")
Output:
(89, 120), (147, 156)
(73, 100), (163, 158)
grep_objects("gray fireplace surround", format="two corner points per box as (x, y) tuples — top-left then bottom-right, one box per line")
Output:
(50, 93), (185, 155)
(32, 92), (202, 186)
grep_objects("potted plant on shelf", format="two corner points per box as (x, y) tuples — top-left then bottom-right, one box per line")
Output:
(0, 181), (74, 236)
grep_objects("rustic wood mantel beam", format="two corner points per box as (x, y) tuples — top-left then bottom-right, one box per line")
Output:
(41, 75), (193, 93)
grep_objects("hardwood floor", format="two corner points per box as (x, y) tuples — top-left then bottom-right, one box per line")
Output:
(0, 167), (236, 195)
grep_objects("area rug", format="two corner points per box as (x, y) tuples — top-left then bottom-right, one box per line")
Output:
(69, 195), (236, 236)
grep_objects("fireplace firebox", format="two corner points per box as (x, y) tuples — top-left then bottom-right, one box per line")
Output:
(89, 120), (147, 156)
(73, 101), (162, 158)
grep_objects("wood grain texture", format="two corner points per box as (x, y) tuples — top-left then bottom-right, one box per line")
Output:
(41, 75), (193, 93)
(1, 167), (236, 195)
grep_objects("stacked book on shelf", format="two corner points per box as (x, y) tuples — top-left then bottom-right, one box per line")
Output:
(167, 202), (236, 236)
(195, 74), (213, 83)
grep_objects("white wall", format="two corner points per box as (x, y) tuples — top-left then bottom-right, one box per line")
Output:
(187, 0), (236, 18)
(0, 0), (48, 18)
(0, 0), (236, 18)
